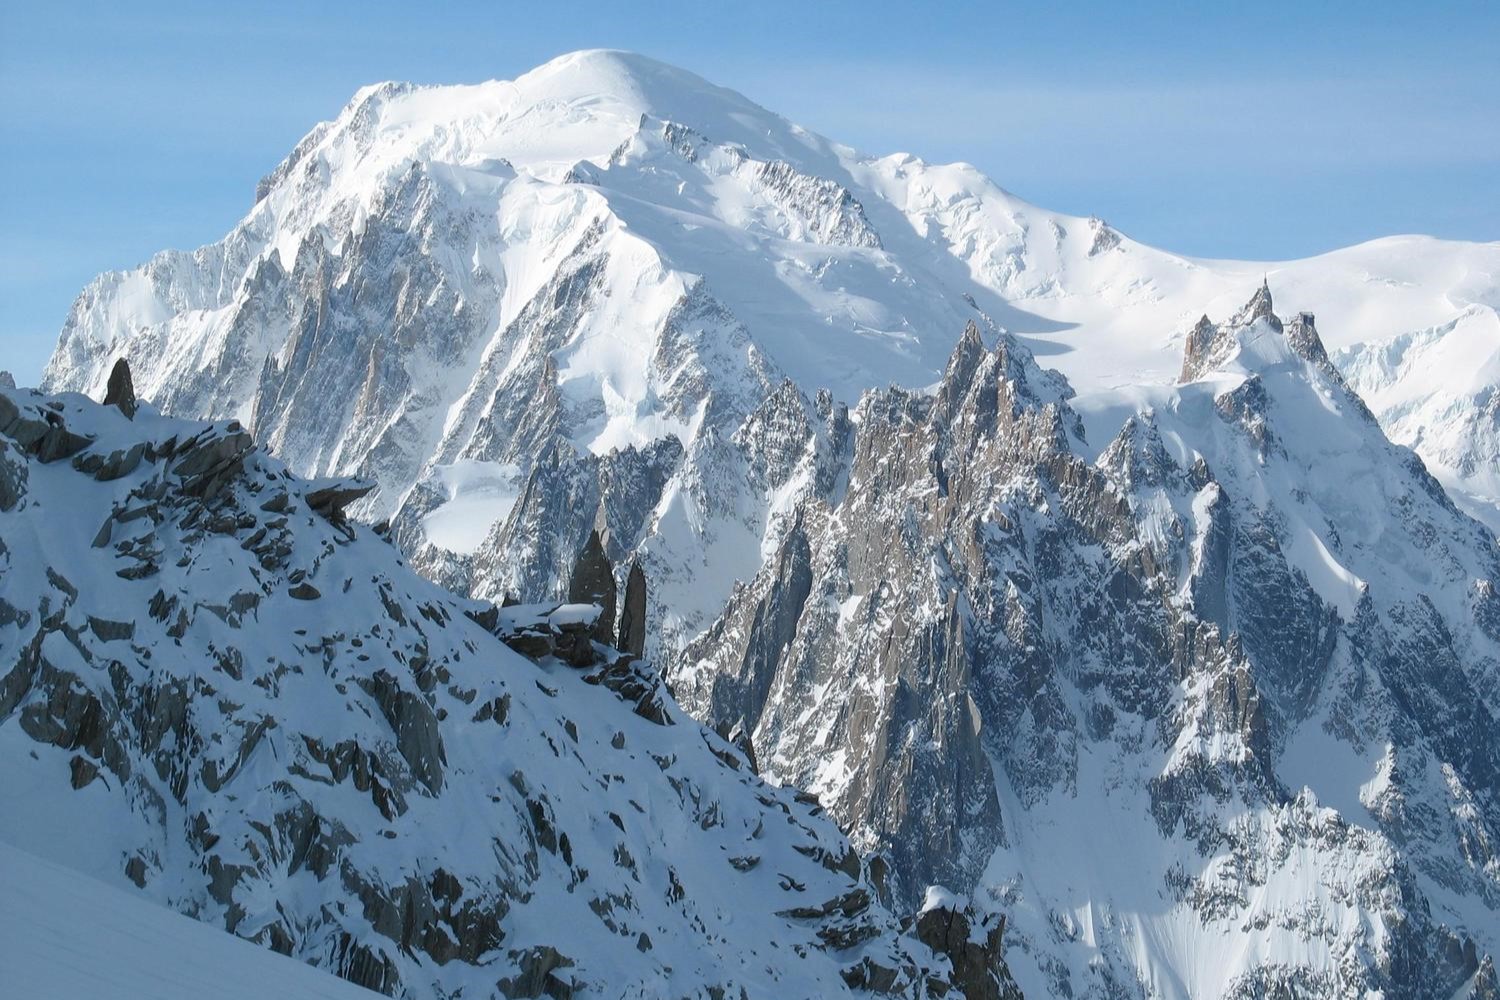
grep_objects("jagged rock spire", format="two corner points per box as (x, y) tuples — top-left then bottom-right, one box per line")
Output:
(568, 528), (616, 645)
(617, 559), (647, 658)
(1233, 278), (1280, 331)
(1179, 315), (1220, 382)
(1179, 281), (1340, 385)
(1283, 310), (1327, 365)
(945, 321), (987, 384)
(938, 321), (989, 416)
(0, 371), (15, 390)
(103, 358), (137, 419)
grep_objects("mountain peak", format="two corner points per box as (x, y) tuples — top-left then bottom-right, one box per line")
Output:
(520, 49), (724, 95)
(508, 49), (794, 156)
(1180, 283), (1304, 381)
(252, 49), (805, 211)
(1231, 277), (1279, 329)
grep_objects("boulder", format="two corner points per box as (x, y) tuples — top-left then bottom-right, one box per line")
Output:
(0, 393), (91, 463)
(500, 628), (555, 660)
(69, 754), (99, 789)
(306, 478), (375, 524)
(498, 945), (575, 999)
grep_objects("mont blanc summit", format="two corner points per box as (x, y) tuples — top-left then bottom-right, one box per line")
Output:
(15, 47), (1500, 1000)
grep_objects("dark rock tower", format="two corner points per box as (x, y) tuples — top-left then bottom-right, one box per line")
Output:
(617, 560), (647, 658)
(567, 528), (616, 645)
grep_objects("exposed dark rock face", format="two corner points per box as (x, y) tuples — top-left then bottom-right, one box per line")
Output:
(728, 720), (758, 775)
(103, 358), (137, 418)
(1086, 217), (1121, 257)
(617, 560), (647, 658)
(912, 893), (1021, 1000)
(0, 391), (93, 464)
(488, 602), (608, 669)
(567, 528), (616, 645)
(0, 438), (25, 511)
(498, 945), (576, 998)
(305, 479), (376, 525)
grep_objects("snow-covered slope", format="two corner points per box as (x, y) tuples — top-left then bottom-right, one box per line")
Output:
(1334, 304), (1500, 530)
(41, 50), (1500, 648)
(0, 383), (1011, 998)
(1, 840), (379, 1000)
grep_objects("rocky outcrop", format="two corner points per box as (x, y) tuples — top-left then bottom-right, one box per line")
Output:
(0, 391), (92, 463)
(103, 358), (137, 418)
(490, 602), (607, 668)
(912, 891), (1021, 1000)
(305, 478), (375, 526)
(498, 945), (576, 999)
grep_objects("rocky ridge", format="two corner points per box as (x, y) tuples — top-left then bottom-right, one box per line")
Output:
(675, 287), (1500, 999)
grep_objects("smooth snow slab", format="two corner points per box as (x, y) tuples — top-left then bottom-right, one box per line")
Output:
(0, 840), (376, 1000)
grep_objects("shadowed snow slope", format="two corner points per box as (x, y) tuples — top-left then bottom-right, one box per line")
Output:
(0, 840), (380, 1000)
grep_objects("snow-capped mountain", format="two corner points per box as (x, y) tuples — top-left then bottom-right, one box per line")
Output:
(679, 286), (1500, 999)
(0, 382), (1015, 998)
(1335, 304), (1500, 531)
(41, 50), (1500, 646)
(28, 49), (1500, 999)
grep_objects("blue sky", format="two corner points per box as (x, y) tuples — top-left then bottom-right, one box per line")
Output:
(3, 0), (1497, 383)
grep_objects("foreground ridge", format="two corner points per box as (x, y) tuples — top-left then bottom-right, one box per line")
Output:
(0, 376), (1018, 998)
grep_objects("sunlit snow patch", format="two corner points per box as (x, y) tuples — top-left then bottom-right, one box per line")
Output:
(420, 460), (522, 555)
